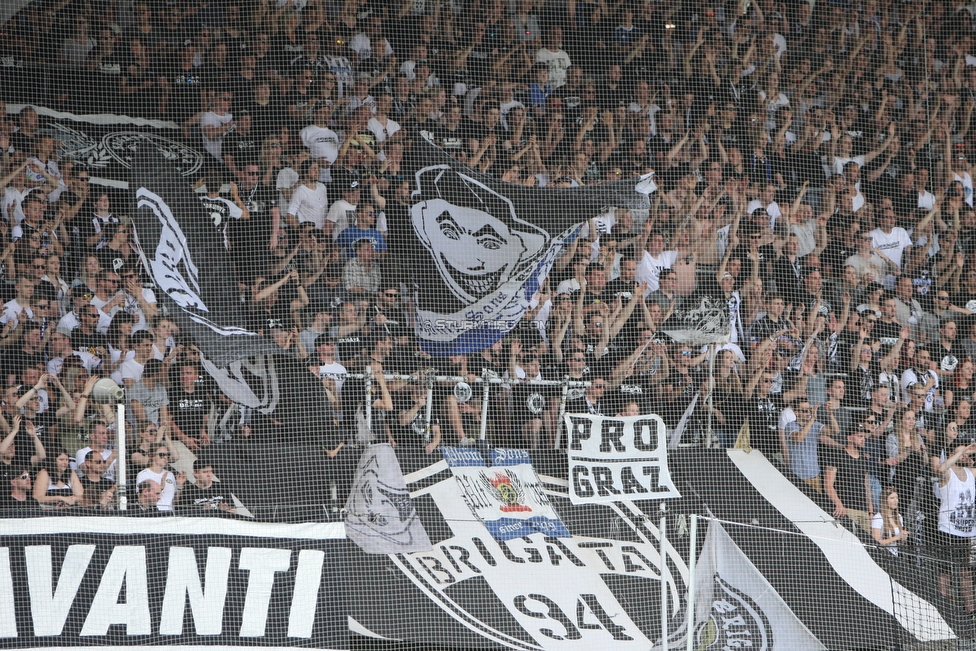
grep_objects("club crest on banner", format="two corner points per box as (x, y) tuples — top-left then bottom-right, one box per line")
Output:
(441, 446), (570, 540)
(375, 460), (689, 651)
(50, 122), (205, 180)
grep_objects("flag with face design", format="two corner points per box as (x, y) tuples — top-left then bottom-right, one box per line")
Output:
(409, 135), (655, 356)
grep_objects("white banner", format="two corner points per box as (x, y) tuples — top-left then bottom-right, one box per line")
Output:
(694, 520), (826, 651)
(441, 447), (571, 540)
(564, 413), (680, 505)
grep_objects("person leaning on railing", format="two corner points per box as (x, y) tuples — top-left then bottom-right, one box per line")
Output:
(32, 448), (82, 509)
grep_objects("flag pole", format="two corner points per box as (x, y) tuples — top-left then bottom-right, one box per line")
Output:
(705, 343), (716, 448)
(686, 514), (698, 651)
(660, 515), (668, 650)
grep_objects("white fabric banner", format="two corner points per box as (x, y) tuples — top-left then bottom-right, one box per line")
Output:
(564, 413), (680, 505)
(694, 520), (826, 650)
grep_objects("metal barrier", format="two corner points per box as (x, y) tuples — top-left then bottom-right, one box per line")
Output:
(342, 369), (591, 449)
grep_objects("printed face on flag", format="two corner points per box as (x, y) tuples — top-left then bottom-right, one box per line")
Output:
(411, 167), (547, 305)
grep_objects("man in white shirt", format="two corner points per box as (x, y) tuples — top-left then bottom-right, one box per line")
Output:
(300, 105), (340, 164)
(870, 198), (913, 271)
(635, 228), (678, 293)
(0, 277), (34, 330)
(535, 27), (572, 89)
(286, 160), (329, 230)
(113, 331), (155, 389)
(746, 184), (782, 228)
(310, 333), (347, 394)
(199, 93), (235, 162)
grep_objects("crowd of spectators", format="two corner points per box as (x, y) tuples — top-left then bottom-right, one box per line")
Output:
(3, 0), (976, 595)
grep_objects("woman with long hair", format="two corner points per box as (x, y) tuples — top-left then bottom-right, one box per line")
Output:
(886, 408), (930, 501)
(33, 449), (82, 508)
(43, 254), (69, 315)
(105, 312), (135, 372)
(872, 486), (908, 555)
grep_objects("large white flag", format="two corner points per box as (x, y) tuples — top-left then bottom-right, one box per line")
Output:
(693, 520), (826, 650)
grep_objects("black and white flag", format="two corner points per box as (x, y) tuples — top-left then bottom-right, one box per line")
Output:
(129, 148), (281, 412)
(693, 519), (825, 650)
(408, 136), (655, 356)
(344, 443), (432, 554)
(660, 294), (731, 345)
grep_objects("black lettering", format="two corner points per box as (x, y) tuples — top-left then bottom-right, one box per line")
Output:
(416, 555), (455, 585)
(581, 594), (633, 640)
(599, 419), (626, 453)
(546, 544), (563, 566)
(471, 537), (497, 566)
(593, 467), (621, 497)
(572, 466), (594, 498)
(569, 416), (593, 451)
(443, 545), (481, 574)
(620, 545), (656, 573)
(642, 465), (661, 488)
(633, 419), (657, 451)
(620, 466), (650, 495)
(520, 538), (543, 564)
(543, 537), (587, 567)
(578, 541), (616, 570)
(576, 598), (602, 630)
(499, 540), (526, 564)
(514, 594), (582, 641)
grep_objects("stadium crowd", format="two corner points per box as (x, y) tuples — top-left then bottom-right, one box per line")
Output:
(3, 0), (976, 598)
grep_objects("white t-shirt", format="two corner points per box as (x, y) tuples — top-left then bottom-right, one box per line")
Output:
(136, 467), (177, 511)
(287, 183), (329, 229)
(635, 250), (679, 293)
(1, 186), (28, 226)
(113, 357), (145, 386)
(832, 154), (865, 175)
(327, 199), (358, 241)
(276, 167), (300, 216)
(348, 33), (392, 59)
(200, 111), (233, 161)
(121, 287), (157, 333)
(367, 117), (401, 148)
(869, 227), (912, 269)
(299, 124), (340, 163)
(535, 47), (572, 88)
(956, 171), (974, 207)
(917, 189), (936, 211)
(871, 512), (904, 556)
(0, 299), (32, 329)
(746, 199), (782, 228)
(316, 361), (348, 392)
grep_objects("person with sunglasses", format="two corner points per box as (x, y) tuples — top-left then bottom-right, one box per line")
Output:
(135, 428), (184, 512)
(0, 466), (33, 510)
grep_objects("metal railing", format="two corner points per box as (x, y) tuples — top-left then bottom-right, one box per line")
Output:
(340, 368), (591, 448)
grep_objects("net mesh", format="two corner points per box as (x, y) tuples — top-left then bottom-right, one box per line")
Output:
(0, 0), (972, 648)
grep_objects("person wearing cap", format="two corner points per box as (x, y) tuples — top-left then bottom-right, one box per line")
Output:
(58, 285), (96, 336)
(327, 170), (362, 242)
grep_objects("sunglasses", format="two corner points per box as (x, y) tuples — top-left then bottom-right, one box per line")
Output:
(155, 452), (169, 458)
